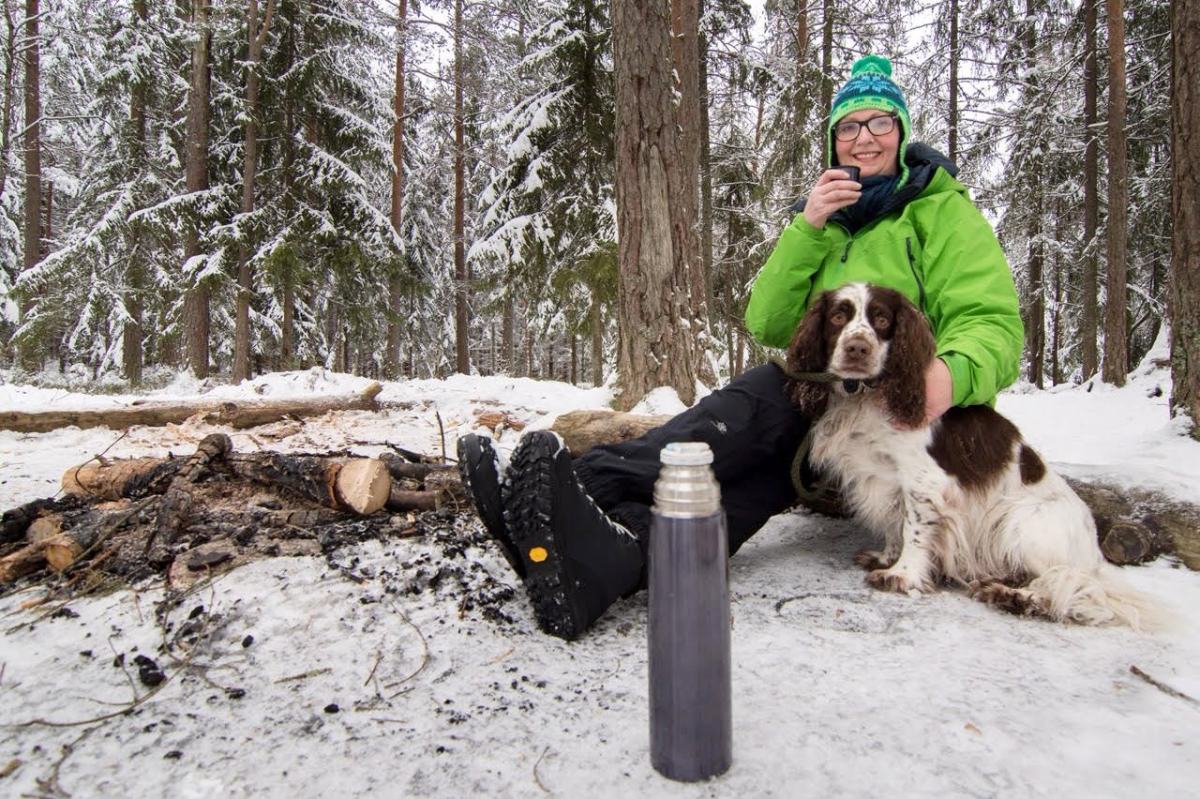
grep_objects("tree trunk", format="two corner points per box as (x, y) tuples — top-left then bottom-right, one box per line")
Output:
(502, 283), (515, 374)
(1051, 203), (1065, 385)
(948, 0), (959, 163)
(699, 32), (714, 367)
(281, 281), (295, 367)
(670, 0), (713, 386)
(1170, 0), (1200, 439)
(590, 295), (603, 386)
(233, 0), (275, 384)
(1081, 0), (1100, 379)
(794, 0), (809, 128)
(570, 332), (578, 385)
(820, 0), (834, 116)
(386, 0), (408, 378)
(1023, 0), (1043, 388)
(1027, 220), (1045, 388)
(612, 0), (698, 409)
(184, 0), (212, 377)
(453, 0), (469, 375)
(19, 0), (41, 370)
(122, 0), (150, 386)
(1102, 0), (1128, 386)
(0, 3), (17, 199)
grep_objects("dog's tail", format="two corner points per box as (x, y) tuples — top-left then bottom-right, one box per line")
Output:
(1027, 565), (1174, 631)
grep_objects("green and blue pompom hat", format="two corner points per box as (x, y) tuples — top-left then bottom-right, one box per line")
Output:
(827, 55), (912, 188)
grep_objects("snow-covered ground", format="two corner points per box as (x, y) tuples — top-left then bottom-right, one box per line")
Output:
(1, 360), (1198, 797)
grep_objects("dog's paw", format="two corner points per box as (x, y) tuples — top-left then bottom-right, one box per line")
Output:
(968, 580), (1047, 617)
(854, 549), (892, 571)
(866, 568), (931, 594)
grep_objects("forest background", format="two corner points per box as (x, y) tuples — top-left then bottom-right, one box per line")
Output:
(0, 0), (1194, 421)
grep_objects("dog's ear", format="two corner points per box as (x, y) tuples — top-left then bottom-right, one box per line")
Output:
(786, 292), (829, 374)
(882, 296), (937, 428)
(786, 293), (831, 418)
(788, 378), (830, 419)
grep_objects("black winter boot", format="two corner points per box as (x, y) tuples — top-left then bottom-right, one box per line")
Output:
(503, 431), (645, 640)
(457, 433), (524, 578)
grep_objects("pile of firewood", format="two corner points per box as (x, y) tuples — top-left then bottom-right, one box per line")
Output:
(0, 433), (466, 590)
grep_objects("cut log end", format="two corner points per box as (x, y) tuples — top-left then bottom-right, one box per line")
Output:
(335, 459), (391, 515)
(43, 534), (85, 572)
(1101, 521), (1155, 565)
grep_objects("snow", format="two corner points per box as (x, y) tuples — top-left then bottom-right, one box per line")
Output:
(1, 367), (1198, 797)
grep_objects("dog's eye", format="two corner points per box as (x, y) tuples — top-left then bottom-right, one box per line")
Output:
(873, 315), (890, 330)
(830, 311), (848, 326)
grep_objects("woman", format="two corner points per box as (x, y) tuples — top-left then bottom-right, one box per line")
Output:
(458, 55), (1023, 641)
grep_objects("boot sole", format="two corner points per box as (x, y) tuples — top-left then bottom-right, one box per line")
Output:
(503, 434), (586, 640)
(457, 436), (526, 578)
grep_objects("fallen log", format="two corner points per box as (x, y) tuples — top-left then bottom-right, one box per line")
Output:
(63, 458), (182, 500)
(0, 382), (382, 433)
(151, 434), (233, 552)
(1065, 478), (1200, 570)
(388, 488), (440, 512)
(379, 452), (455, 481)
(547, 410), (1200, 570)
(63, 444), (391, 516)
(549, 410), (671, 456)
(226, 452), (391, 516)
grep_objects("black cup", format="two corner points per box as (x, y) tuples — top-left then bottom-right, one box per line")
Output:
(838, 165), (861, 183)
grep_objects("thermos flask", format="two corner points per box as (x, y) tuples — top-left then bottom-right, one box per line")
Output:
(648, 441), (732, 781)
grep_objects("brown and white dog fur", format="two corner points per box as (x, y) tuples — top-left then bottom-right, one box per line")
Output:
(788, 283), (1163, 629)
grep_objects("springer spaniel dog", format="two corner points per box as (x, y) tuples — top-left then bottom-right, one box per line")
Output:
(787, 283), (1162, 629)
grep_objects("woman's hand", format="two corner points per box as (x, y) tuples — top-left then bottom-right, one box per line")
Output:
(885, 358), (954, 429)
(803, 169), (862, 229)
(922, 358), (954, 425)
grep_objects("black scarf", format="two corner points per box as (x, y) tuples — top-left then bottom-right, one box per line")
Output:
(833, 174), (902, 235)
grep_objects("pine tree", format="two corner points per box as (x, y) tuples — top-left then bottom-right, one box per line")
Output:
(473, 0), (618, 379)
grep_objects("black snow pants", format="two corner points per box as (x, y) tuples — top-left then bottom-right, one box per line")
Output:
(573, 363), (810, 556)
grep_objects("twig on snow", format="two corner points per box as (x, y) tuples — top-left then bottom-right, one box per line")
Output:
(364, 649), (383, 688)
(275, 667), (333, 684)
(435, 410), (447, 463)
(34, 725), (97, 798)
(7, 680), (168, 729)
(533, 746), (552, 794)
(1130, 665), (1198, 705)
(381, 601), (430, 699)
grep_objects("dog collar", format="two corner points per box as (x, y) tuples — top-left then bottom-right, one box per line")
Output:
(840, 378), (880, 395)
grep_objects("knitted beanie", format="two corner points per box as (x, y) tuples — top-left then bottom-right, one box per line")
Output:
(827, 55), (912, 188)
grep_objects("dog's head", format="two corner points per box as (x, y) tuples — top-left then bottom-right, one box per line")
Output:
(785, 283), (935, 425)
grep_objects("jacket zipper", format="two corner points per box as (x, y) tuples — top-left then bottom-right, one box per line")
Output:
(829, 221), (852, 263)
(906, 237), (928, 313)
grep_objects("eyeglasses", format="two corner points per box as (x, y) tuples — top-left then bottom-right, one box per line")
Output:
(833, 114), (898, 142)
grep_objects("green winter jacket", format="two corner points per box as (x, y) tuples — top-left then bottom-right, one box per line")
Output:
(744, 144), (1023, 407)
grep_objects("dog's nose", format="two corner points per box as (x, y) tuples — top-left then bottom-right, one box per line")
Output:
(843, 338), (871, 360)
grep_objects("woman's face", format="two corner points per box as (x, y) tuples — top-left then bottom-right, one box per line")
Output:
(833, 108), (901, 178)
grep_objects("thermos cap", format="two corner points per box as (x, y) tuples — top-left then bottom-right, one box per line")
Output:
(660, 442), (714, 466)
